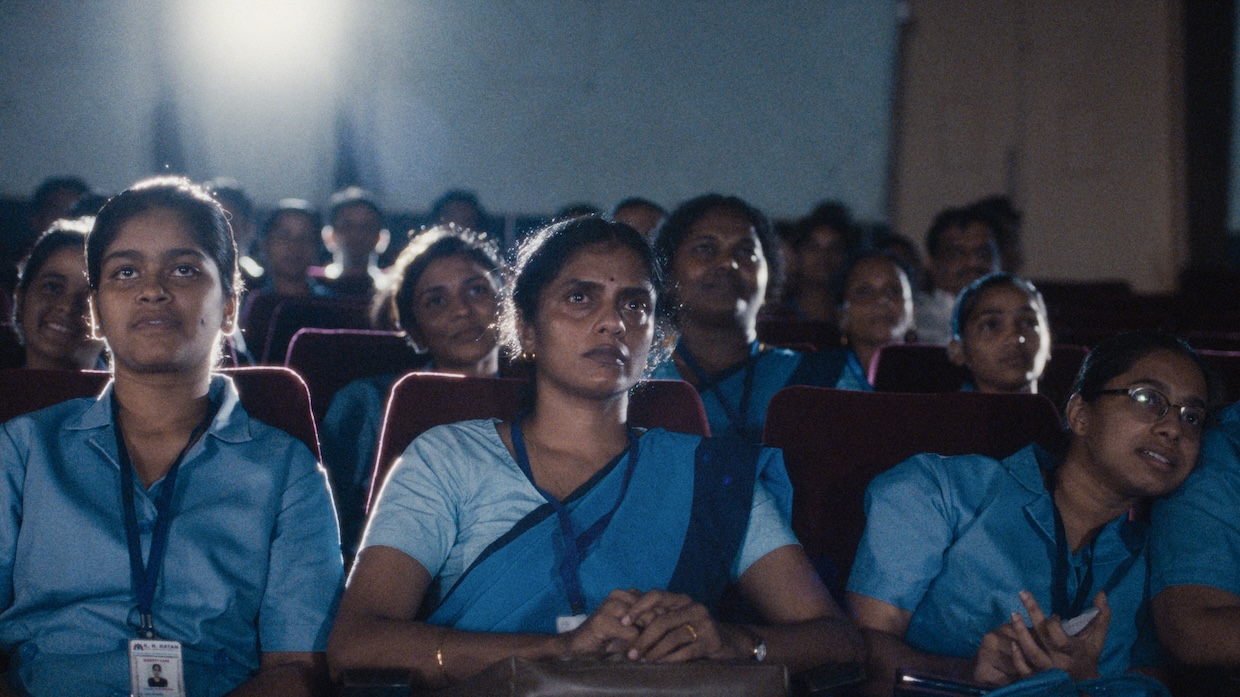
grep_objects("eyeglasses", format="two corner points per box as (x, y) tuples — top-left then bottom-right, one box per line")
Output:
(1097, 386), (1208, 431)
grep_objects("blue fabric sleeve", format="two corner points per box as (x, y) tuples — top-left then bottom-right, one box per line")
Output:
(361, 427), (463, 579)
(1150, 424), (1240, 597)
(0, 421), (23, 614)
(846, 453), (957, 611)
(256, 438), (345, 652)
(732, 447), (799, 579)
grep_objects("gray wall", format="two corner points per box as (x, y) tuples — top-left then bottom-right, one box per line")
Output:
(0, 1), (899, 220)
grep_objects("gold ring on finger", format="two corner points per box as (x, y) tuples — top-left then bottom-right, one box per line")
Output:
(684, 624), (698, 643)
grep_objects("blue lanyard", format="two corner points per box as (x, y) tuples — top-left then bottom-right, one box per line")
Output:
(676, 340), (761, 438)
(113, 395), (219, 639)
(1047, 471), (1140, 619)
(510, 421), (639, 615)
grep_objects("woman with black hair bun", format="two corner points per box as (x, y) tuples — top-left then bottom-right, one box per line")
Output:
(0, 177), (342, 696)
(849, 331), (1217, 696)
(650, 194), (859, 443)
(328, 215), (863, 688)
(321, 224), (503, 555)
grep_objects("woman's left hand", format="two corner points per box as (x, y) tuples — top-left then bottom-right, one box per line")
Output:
(619, 589), (749, 662)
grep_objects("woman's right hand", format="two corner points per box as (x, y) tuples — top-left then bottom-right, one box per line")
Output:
(972, 591), (1110, 685)
(560, 589), (643, 658)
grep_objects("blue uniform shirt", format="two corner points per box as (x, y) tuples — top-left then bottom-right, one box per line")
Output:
(1151, 400), (1240, 597)
(0, 376), (344, 697)
(651, 345), (860, 442)
(848, 445), (1159, 676)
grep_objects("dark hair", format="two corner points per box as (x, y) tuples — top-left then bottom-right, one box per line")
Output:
(67, 192), (110, 218)
(653, 193), (785, 298)
(832, 250), (913, 307)
(205, 177), (254, 224)
(611, 197), (665, 218)
(261, 199), (322, 239)
(502, 215), (673, 372)
(925, 205), (1000, 258)
(790, 200), (860, 254)
(950, 272), (1047, 340)
(32, 176), (89, 210)
(13, 219), (92, 331)
(1071, 331), (1222, 409)
(17, 219), (91, 296)
(87, 177), (240, 299)
(430, 189), (484, 222)
(554, 202), (602, 222)
(327, 186), (383, 223)
(387, 225), (502, 342)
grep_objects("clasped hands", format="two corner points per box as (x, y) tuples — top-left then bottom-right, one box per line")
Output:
(972, 590), (1109, 686)
(561, 588), (750, 663)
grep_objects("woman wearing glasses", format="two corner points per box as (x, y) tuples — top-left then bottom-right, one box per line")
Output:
(847, 331), (1218, 696)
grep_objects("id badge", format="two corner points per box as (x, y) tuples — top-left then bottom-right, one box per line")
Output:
(128, 638), (186, 697)
(556, 614), (588, 633)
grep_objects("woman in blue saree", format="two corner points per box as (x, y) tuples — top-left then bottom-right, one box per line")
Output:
(327, 216), (862, 686)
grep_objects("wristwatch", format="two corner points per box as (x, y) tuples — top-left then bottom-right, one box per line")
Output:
(751, 637), (768, 662)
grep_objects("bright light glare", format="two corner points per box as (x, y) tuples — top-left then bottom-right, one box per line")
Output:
(178, 0), (345, 86)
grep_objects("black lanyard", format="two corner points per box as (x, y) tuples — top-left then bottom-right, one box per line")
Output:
(114, 395), (219, 639)
(510, 421), (639, 615)
(676, 340), (761, 438)
(1048, 473), (1141, 619)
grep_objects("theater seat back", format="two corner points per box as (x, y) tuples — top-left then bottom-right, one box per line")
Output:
(762, 387), (1063, 584)
(0, 367), (320, 458)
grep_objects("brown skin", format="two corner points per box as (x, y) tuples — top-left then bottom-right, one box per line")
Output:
(328, 242), (864, 686)
(263, 211), (320, 297)
(794, 225), (850, 323)
(16, 246), (102, 370)
(839, 257), (913, 371)
(323, 203), (388, 280)
(404, 254), (499, 377)
(948, 284), (1050, 394)
(929, 222), (999, 296)
(1153, 585), (1240, 666)
(850, 350), (1207, 696)
(92, 208), (326, 696)
(668, 206), (768, 378)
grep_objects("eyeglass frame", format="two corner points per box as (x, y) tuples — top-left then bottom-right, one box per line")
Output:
(1095, 386), (1209, 431)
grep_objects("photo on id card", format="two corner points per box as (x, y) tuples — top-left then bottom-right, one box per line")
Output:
(128, 638), (185, 697)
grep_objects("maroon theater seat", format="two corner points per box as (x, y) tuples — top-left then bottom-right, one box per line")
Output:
(762, 386), (1063, 584)
(260, 297), (372, 364)
(367, 375), (709, 512)
(0, 367), (320, 459)
(284, 328), (428, 424)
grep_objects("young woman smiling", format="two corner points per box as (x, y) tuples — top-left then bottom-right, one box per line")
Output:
(11, 219), (103, 370)
(848, 331), (1218, 696)
(321, 225), (503, 554)
(327, 216), (863, 687)
(0, 178), (342, 697)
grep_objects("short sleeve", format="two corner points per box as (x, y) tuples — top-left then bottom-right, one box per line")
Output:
(732, 447), (798, 579)
(0, 421), (26, 612)
(360, 426), (465, 579)
(1151, 425), (1240, 596)
(846, 453), (958, 611)
(257, 443), (345, 652)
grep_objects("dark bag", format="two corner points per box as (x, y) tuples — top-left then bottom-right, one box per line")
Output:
(430, 657), (789, 697)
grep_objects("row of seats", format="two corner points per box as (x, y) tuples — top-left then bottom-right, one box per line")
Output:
(0, 366), (1063, 600)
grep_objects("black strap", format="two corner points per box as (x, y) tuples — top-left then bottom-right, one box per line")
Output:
(676, 340), (761, 438)
(1047, 470), (1142, 619)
